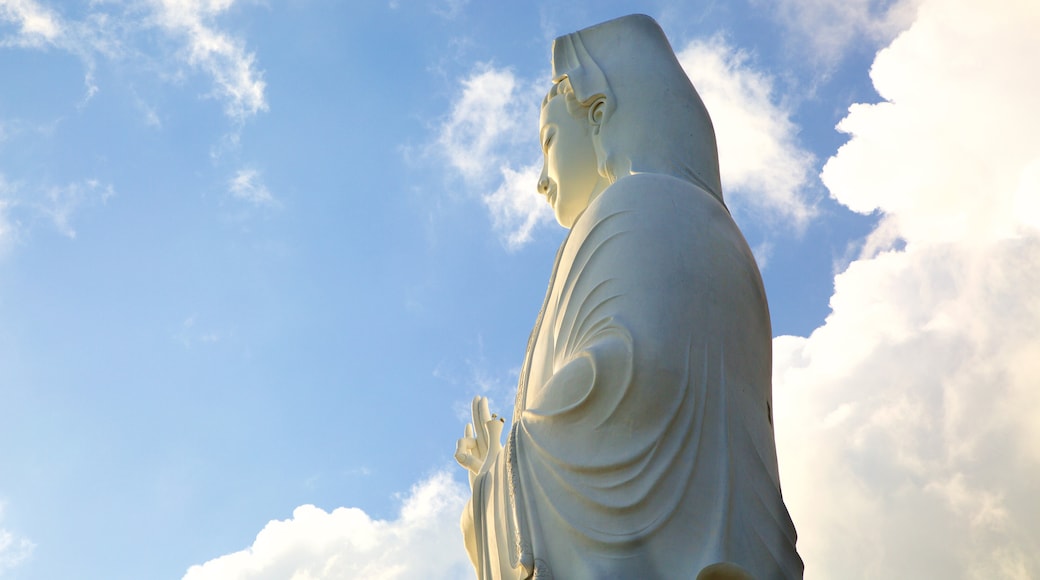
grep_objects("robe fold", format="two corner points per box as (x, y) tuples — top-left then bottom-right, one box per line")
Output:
(463, 173), (803, 579)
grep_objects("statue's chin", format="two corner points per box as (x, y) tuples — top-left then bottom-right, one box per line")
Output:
(555, 211), (577, 229)
(553, 199), (584, 229)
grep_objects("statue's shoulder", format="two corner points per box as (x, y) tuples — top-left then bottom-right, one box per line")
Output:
(572, 172), (750, 276)
(586, 172), (731, 229)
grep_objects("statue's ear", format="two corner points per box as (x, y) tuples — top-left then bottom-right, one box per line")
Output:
(588, 96), (608, 135)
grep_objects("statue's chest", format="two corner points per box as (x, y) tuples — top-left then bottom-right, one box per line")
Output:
(521, 283), (564, 411)
(515, 235), (573, 417)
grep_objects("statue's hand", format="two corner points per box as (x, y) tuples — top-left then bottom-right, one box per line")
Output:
(455, 396), (505, 487)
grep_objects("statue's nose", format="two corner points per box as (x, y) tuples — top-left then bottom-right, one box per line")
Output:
(538, 170), (550, 195)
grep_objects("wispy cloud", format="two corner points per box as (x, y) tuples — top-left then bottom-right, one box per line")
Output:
(182, 471), (471, 580)
(0, 175), (115, 251)
(229, 167), (276, 207)
(677, 36), (817, 230)
(0, 0), (266, 121)
(0, 0), (110, 103)
(758, 0), (922, 65)
(37, 178), (115, 239)
(774, 0), (1040, 576)
(152, 0), (268, 121)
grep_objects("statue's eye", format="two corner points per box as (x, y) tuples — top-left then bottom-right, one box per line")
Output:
(543, 133), (554, 152)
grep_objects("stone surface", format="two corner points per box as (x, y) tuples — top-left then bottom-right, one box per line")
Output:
(454, 14), (802, 579)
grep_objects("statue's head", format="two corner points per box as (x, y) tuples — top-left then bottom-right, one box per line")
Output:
(541, 14), (725, 223)
(538, 77), (612, 228)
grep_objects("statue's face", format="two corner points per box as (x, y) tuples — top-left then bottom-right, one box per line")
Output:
(538, 92), (606, 228)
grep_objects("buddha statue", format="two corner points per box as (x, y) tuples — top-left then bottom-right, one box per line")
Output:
(455, 14), (802, 579)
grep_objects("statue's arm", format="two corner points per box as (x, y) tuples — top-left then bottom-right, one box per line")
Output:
(455, 396), (506, 573)
(522, 328), (632, 423)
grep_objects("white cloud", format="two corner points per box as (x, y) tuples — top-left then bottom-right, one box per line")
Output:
(821, 0), (1040, 248)
(677, 37), (817, 230)
(774, 0), (1040, 577)
(436, 65), (551, 249)
(152, 0), (268, 120)
(182, 471), (472, 580)
(775, 240), (1040, 578)
(437, 66), (528, 184)
(0, 503), (34, 574)
(0, 0), (63, 47)
(482, 164), (553, 250)
(229, 168), (276, 206)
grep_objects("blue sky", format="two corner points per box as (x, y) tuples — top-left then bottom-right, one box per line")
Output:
(1, 0), (1038, 578)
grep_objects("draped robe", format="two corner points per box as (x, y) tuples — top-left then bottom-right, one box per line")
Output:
(462, 173), (803, 579)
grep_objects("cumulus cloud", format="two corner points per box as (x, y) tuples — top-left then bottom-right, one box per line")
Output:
(152, 0), (268, 120)
(773, 0), (1040, 577)
(182, 471), (472, 580)
(436, 65), (552, 248)
(775, 242), (1040, 577)
(678, 37), (817, 230)
(821, 0), (1040, 248)
(229, 168), (276, 207)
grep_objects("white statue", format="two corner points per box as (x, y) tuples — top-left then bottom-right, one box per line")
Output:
(455, 14), (802, 579)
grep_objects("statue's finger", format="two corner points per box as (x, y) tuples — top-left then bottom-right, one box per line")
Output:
(473, 397), (488, 456)
(478, 397), (492, 426)
(456, 437), (474, 452)
(478, 397), (493, 451)
(471, 396), (482, 432)
(464, 423), (473, 439)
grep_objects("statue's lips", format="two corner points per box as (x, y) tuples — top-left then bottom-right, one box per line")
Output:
(546, 187), (557, 207)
